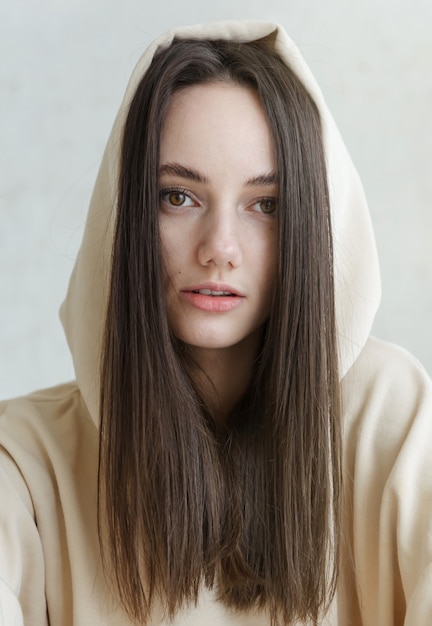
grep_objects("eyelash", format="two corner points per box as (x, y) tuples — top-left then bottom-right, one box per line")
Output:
(159, 187), (277, 214)
(160, 187), (196, 207)
(254, 197), (277, 215)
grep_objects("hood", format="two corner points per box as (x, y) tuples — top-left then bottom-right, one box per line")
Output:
(59, 20), (381, 426)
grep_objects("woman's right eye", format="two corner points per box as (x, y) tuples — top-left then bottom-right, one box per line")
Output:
(160, 189), (196, 207)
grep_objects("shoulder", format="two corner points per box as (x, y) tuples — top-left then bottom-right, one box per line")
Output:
(0, 385), (108, 624)
(0, 382), (96, 453)
(343, 335), (430, 391)
(341, 333), (432, 469)
(341, 337), (432, 562)
(0, 382), (98, 513)
(340, 338), (432, 623)
(342, 336), (431, 435)
(0, 380), (90, 423)
(341, 336), (432, 477)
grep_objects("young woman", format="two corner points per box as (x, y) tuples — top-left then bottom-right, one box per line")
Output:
(1, 21), (431, 626)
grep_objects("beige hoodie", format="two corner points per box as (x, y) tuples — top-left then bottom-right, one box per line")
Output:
(1, 20), (432, 625)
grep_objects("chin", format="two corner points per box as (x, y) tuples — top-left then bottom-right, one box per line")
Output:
(181, 336), (243, 351)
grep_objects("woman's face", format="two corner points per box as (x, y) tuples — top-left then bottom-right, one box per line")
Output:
(159, 81), (278, 353)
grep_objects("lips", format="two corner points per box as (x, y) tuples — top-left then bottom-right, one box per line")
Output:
(181, 283), (244, 312)
(192, 288), (235, 296)
(184, 282), (243, 297)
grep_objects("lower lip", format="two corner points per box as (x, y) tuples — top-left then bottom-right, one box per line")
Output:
(181, 291), (244, 312)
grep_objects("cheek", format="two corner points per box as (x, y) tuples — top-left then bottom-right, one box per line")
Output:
(257, 236), (278, 314)
(159, 228), (195, 289)
(254, 229), (277, 282)
(159, 226), (181, 275)
(160, 216), (199, 266)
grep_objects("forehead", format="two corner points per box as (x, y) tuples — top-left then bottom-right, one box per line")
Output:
(159, 82), (275, 178)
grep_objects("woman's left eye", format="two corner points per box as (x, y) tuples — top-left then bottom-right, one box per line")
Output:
(160, 189), (195, 208)
(251, 197), (277, 214)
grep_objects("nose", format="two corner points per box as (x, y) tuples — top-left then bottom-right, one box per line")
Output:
(197, 208), (242, 269)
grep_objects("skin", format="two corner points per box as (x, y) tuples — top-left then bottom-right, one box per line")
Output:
(159, 82), (278, 417)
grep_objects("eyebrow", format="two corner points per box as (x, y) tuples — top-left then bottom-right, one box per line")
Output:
(159, 162), (278, 187)
(245, 172), (278, 187)
(159, 163), (208, 184)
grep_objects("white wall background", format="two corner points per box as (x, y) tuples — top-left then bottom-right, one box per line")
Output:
(1, 0), (431, 398)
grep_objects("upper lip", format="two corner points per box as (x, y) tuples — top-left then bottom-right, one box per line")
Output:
(182, 282), (244, 296)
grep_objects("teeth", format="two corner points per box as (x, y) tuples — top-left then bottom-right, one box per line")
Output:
(195, 289), (233, 296)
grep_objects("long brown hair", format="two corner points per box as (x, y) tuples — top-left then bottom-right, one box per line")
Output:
(99, 37), (342, 625)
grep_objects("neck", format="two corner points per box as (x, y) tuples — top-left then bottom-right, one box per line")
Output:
(190, 330), (262, 425)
